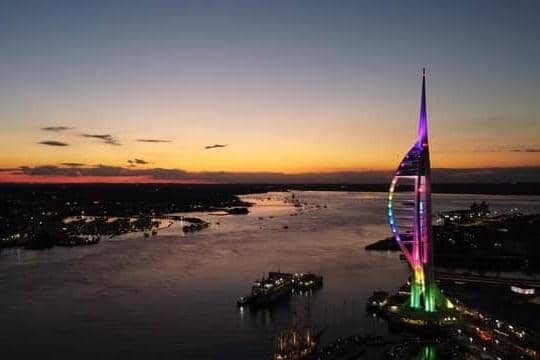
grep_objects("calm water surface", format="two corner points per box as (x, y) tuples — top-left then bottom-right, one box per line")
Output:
(1, 191), (539, 359)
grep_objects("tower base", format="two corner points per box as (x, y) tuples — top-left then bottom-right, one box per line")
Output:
(388, 306), (458, 334)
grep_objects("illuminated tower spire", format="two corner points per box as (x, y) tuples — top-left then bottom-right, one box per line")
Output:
(417, 67), (428, 145)
(387, 69), (452, 318)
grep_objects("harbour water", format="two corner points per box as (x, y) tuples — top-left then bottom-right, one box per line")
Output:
(0, 191), (539, 359)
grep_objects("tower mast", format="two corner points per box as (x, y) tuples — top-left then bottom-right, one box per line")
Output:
(387, 69), (453, 320)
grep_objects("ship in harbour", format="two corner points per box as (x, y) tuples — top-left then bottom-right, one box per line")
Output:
(237, 272), (323, 307)
(237, 274), (293, 307)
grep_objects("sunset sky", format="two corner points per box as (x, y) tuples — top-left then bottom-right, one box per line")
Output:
(1, 0), (539, 183)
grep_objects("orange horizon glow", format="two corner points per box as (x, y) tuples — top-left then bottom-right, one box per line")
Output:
(0, 174), (207, 184)
(2, 2), (540, 184)
(1, 145), (539, 174)
(1, 163), (538, 184)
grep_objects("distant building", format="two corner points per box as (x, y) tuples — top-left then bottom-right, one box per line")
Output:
(438, 201), (491, 225)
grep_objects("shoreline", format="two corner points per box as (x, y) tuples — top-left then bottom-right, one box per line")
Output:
(1, 182), (540, 196)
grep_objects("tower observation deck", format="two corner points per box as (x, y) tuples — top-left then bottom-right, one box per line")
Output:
(387, 69), (455, 326)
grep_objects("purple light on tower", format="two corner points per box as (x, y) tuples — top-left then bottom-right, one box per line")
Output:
(416, 68), (428, 148)
(387, 69), (452, 314)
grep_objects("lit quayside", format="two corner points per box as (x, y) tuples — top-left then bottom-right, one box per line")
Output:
(387, 69), (453, 313)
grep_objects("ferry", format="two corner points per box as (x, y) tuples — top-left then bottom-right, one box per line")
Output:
(237, 271), (323, 308)
(237, 275), (293, 307)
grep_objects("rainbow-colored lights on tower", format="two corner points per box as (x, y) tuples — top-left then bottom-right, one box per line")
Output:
(387, 69), (453, 314)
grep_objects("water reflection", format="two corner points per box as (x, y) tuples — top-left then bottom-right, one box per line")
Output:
(0, 191), (538, 359)
(416, 345), (437, 360)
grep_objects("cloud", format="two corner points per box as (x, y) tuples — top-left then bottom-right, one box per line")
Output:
(41, 126), (72, 132)
(82, 134), (120, 146)
(136, 139), (172, 143)
(469, 147), (504, 153)
(204, 144), (227, 150)
(454, 146), (540, 153)
(127, 158), (149, 166)
(8, 165), (540, 183)
(61, 162), (85, 167)
(39, 140), (69, 147)
(17, 165), (187, 179)
(510, 148), (540, 153)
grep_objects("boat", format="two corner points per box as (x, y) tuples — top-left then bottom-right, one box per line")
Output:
(366, 291), (389, 310)
(268, 272), (323, 291)
(292, 273), (323, 291)
(272, 311), (318, 360)
(237, 271), (323, 308)
(237, 275), (293, 307)
(251, 276), (293, 307)
(273, 327), (316, 360)
(237, 295), (252, 306)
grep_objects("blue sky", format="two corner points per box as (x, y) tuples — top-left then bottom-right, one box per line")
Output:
(0, 0), (539, 182)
